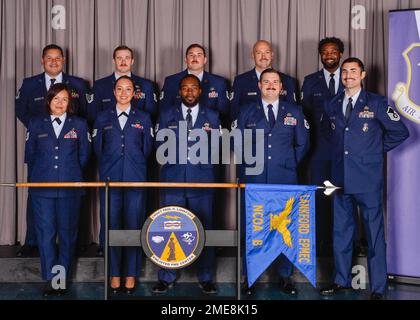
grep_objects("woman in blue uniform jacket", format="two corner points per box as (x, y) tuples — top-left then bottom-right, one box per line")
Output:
(25, 83), (91, 296)
(93, 76), (153, 294)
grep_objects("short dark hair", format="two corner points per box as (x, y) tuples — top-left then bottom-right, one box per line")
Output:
(260, 68), (283, 83)
(341, 57), (365, 72)
(114, 75), (136, 90)
(42, 44), (64, 58)
(185, 44), (206, 57)
(318, 37), (345, 54)
(179, 74), (201, 90)
(45, 83), (74, 115)
(113, 45), (134, 59)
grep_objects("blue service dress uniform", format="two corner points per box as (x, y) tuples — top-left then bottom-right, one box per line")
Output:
(230, 69), (299, 121)
(159, 70), (230, 117)
(16, 73), (89, 248)
(235, 100), (309, 278)
(93, 106), (153, 277)
(88, 73), (158, 123)
(301, 70), (344, 251)
(324, 90), (409, 294)
(156, 104), (221, 284)
(24, 114), (91, 280)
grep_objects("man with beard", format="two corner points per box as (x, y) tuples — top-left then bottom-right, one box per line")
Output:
(230, 40), (299, 121)
(301, 37), (345, 257)
(152, 74), (221, 295)
(88, 45), (157, 123)
(159, 44), (229, 119)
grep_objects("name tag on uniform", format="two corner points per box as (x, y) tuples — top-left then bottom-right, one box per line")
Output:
(34, 97), (44, 102)
(37, 133), (48, 138)
(104, 125), (113, 131)
(64, 129), (78, 139)
(284, 116), (297, 126)
(102, 99), (111, 103)
(314, 93), (323, 97)
(246, 123), (257, 128)
(247, 92), (257, 96)
(168, 122), (178, 129)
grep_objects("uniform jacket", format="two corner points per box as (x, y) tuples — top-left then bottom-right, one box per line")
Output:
(301, 69), (345, 160)
(25, 114), (91, 198)
(236, 100), (309, 184)
(16, 73), (89, 127)
(160, 69), (230, 116)
(156, 103), (221, 198)
(231, 69), (298, 121)
(93, 106), (153, 182)
(89, 73), (157, 122)
(325, 89), (409, 193)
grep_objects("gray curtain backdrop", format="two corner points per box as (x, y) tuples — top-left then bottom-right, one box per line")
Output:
(1, 0), (420, 245)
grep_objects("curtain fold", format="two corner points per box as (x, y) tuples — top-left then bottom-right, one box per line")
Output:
(1, 0), (420, 245)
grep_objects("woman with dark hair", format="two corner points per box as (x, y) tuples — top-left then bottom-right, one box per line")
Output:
(25, 83), (91, 296)
(93, 75), (153, 294)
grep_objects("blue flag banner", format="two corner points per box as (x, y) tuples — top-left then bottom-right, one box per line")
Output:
(245, 184), (317, 287)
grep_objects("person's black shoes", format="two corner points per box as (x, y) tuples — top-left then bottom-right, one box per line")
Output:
(152, 280), (171, 293)
(320, 284), (352, 296)
(96, 248), (104, 257)
(370, 292), (384, 300)
(279, 278), (298, 295)
(199, 281), (217, 294)
(42, 281), (63, 297)
(16, 245), (38, 257)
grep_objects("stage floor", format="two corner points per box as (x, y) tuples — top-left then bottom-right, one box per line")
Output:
(1, 282), (420, 300)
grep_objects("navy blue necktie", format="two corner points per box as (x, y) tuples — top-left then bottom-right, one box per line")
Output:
(186, 109), (193, 130)
(345, 97), (353, 121)
(267, 104), (276, 129)
(328, 73), (336, 96)
(53, 117), (62, 125)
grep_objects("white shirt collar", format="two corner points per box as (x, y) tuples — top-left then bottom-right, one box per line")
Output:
(45, 73), (63, 90)
(323, 68), (340, 93)
(50, 112), (67, 123)
(182, 103), (199, 125)
(114, 72), (132, 80)
(255, 68), (262, 80)
(116, 105), (131, 116)
(188, 70), (204, 82)
(261, 99), (279, 120)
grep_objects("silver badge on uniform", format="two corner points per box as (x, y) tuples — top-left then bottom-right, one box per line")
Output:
(363, 123), (369, 133)
(231, 119), (238, 129)
(86, 93), (94, 104)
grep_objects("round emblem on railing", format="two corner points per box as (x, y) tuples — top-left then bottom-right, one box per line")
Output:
(141, 206), (205, 269)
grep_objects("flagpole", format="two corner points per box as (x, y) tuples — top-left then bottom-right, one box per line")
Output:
(236, 178), (242, 300)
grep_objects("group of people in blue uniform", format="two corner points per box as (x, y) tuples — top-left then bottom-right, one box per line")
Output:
(16, 39), (409, 300)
